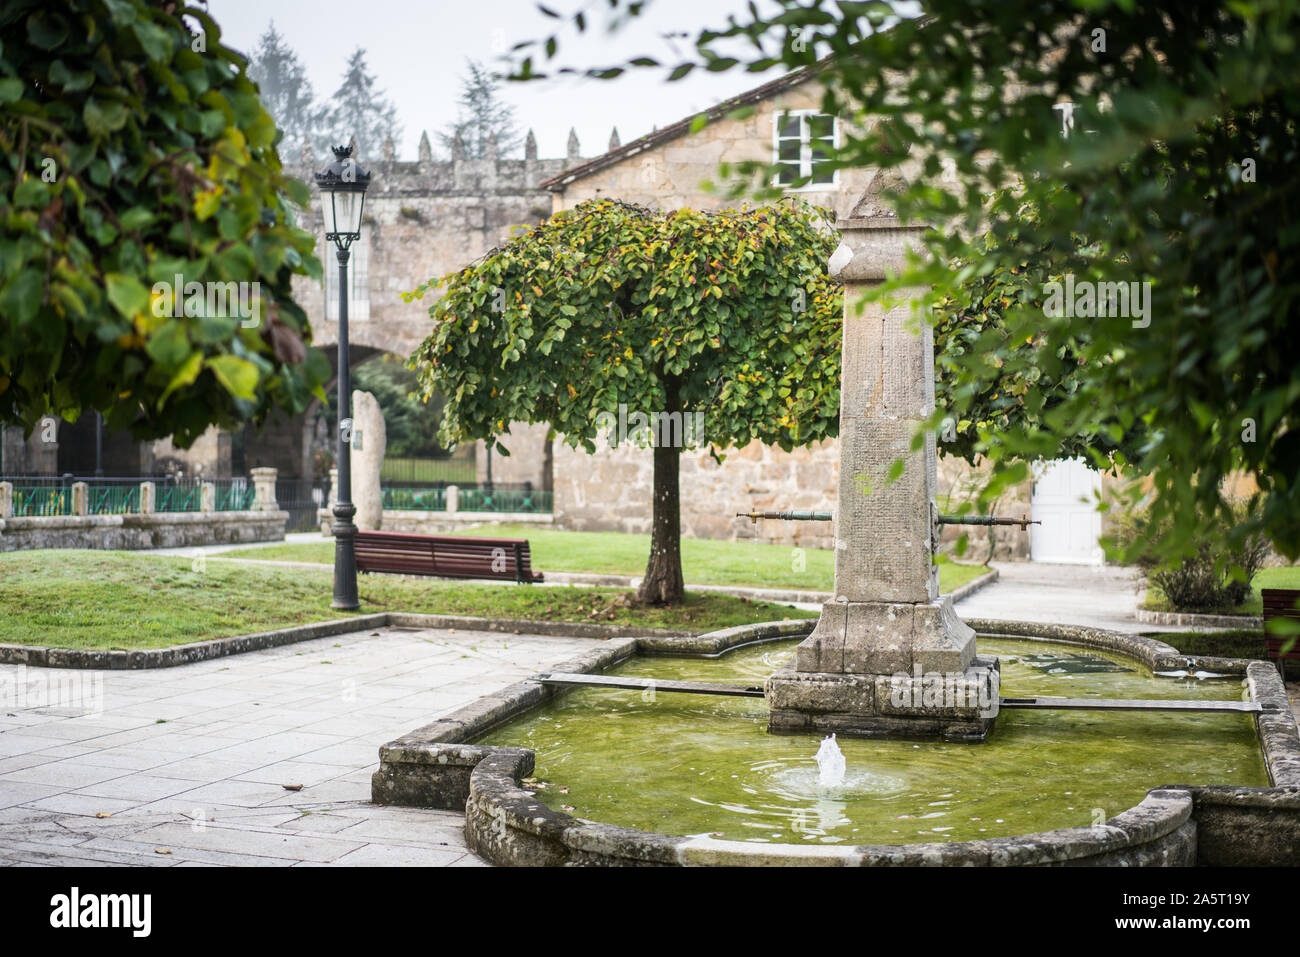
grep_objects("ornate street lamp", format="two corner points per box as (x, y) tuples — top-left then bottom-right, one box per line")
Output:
(315, 143), (371, 610)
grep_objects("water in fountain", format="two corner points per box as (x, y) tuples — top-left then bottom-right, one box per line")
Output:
(815, 734), (847, 789)
(483, 638), (1266, 844)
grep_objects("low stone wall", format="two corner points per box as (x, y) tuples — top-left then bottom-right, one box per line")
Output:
(1184, 785), (1300, 866)
(1135, 607), (1263, 630)
(373, 617), (1300, 866)
(0, 510), (288, 552)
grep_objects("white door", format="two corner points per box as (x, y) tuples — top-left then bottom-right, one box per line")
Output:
(1030, 458), (1103, 564)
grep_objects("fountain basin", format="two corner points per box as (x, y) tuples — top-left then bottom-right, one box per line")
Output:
(371, 618), (1300, 866)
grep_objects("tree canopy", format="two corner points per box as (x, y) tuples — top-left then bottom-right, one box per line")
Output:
(510, 1), (1300, 567)
(407, 198), (843, 601)
(0, 0), (329, 447)
(407, 198), (841, 457)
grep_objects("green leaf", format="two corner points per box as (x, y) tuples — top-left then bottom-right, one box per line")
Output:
(104, 274), (150, 319)
(0, 269), (44, 326)
(159, 351), (204, 406)
(206, 355), (259, 400)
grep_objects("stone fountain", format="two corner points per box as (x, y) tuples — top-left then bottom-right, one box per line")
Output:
(765, 185), (1000, 741)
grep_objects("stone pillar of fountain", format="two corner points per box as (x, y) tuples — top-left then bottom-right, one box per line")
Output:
(765, 182), (1000, 741)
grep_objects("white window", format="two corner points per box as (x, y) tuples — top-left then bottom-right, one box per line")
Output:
(325, 226), (369, 322)
(773, 111), (837, 188)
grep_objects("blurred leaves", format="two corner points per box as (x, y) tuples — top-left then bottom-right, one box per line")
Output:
(0, 0), (326, 447)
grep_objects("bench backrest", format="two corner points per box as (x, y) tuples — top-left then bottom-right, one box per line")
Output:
(353, 530), (541, 583)
(1262, 588), (1300, 619)
(1261, 588), (1300, 660)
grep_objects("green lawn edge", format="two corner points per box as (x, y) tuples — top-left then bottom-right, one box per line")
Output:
(0, 550), (817, 651)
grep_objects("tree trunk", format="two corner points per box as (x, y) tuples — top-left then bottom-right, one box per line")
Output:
(636, 379), (685, 605)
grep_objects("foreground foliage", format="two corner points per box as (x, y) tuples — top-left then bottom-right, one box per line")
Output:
(514, 1), (1300, 569)
(0, 0), (328, 445)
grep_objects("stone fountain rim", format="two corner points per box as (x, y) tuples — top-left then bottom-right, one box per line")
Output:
(371, 616), (1300, 866)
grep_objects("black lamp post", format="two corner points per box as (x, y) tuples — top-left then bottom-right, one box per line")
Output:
(315, 143), (371, 610)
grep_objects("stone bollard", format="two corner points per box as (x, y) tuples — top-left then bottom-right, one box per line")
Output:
(328, 467), (338, 507)
(72, 481), (89, 517)
(351, 390), (386, 530)
(0, 481), (11, 519)
(200, 481), (216, 513)
(250, 467), (279, 512)
(139, 481), (155, 514)
(445, 484), (459, 514)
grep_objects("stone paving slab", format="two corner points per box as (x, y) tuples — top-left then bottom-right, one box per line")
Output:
(0, 625), (595, 867)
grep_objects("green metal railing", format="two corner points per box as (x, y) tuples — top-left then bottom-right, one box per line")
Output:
(216, 483), (255, 511)
(89, 485), (140, 515)
(458, 488), (552, 514)
(382, 486), (447, 511)
(157, 484), (201, 512)
(12, 486), (71, 517)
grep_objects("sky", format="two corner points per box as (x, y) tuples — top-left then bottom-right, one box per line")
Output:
(207, 0), (790, 162)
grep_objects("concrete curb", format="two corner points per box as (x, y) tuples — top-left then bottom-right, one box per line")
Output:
(1135, 607), (1263, 630)
(0, 613), (704, 671)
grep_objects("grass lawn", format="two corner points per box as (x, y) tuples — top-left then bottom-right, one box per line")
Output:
(219, 523), (990, 594)
(0, 550), (816, 651)
(1141, 566), (1300, 616)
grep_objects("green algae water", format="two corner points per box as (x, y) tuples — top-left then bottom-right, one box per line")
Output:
(478, 638), (1269, 845)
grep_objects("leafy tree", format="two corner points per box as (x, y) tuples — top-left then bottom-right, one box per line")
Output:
(407, 199), (842, 604)
(932, 185), (1151, 471)
(246, 21), (323, 161)
(0, 0), (328, 446)
(510, 2), (1300, 570)
(317, 48), (401, 159)
(438, 60), (523, 159)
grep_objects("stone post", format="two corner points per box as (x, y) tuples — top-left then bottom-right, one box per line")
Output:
(71, 481), (89, 517)
(765, 184), (998, 741)
(351, 390), (386, 530)
(139, 481), (155, 514)
(251, 467), (278, 512)
(0, 481), (11, 518)
(200, 481), (216, 513)
(445, 484), (459, 514)
(328, 468), (338, 507)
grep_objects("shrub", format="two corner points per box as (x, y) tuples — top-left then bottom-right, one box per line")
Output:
(1117, 502), (1270, 612)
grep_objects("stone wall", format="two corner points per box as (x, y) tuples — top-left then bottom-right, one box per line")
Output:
(552, 434), (838, 548)
(477, 422), (551, 490)
(286, 140), (578, 365)
(0, 511), (287, 552)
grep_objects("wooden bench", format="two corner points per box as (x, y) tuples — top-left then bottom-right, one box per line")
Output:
(1262, 588), (1300, 674)
(353, 530), (543, 584)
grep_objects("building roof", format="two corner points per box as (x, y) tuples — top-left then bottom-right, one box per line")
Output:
(539, 63), (826, 192)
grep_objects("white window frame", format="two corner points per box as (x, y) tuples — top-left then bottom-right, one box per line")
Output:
(772, 109), (839, 191)
(325, 225), (370, 322)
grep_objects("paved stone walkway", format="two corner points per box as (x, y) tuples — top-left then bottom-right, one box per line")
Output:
(0, 625), (594, 866)
(956, 561), (1160, 633)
